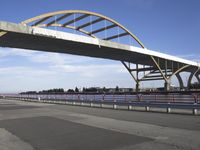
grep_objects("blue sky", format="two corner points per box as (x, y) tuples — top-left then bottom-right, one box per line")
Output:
(0, 0), (200, 92)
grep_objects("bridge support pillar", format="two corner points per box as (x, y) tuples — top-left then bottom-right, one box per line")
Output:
(176, 73), (184, 90)
(187, 68), (200, 90)
(187, 72), (194, 90)
(136, 82), (140, 92)
(164, 80), (170, 91)
(121, 61), (141, 92)
(195, 74), (200, 84)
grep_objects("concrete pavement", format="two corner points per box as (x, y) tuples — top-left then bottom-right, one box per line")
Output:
(0, 99), (199, 150)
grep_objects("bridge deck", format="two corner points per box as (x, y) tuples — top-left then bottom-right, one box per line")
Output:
(0, 21), (198, 70)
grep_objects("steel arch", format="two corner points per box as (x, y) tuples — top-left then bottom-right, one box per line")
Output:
(21, 10), (145, 48)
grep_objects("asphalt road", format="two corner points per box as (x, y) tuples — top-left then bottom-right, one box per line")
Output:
(0, 99), (199, 150)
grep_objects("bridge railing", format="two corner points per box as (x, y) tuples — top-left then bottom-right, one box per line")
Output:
(1, 93), (200, 115)
(1, 93), (200, 103)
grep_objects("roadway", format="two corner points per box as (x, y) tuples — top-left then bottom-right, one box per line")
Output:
(0, 21), (198, 67)
(0, 98), (199, 150)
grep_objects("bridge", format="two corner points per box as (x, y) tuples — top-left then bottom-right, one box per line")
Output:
(0, 10), (199, 91)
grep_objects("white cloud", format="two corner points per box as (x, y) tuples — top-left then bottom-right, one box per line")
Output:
(0, 47), (134, 92)
(0, 47), (127, 78)
(0, 66), (56, 77)
(0, 47), (97, 65)
(50, 64), (126, 77)
(0, 48), (36, 58)
(30, 52), (67, 65)
(29, 52), (96, 65)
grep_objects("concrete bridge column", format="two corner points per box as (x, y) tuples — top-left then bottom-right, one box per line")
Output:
(195, 74), (200, 84)
(176, 73), (184, 90)
(164, 80), (170, 91)
(187, 71), (200, 89)
(187, 72), (193, 90)
(136, 82), (140, 92)
(135, 64), (140, 92)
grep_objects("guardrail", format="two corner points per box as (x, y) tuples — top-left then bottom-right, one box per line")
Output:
(2, 93), (200, 103)
(1, 93), (200, 115)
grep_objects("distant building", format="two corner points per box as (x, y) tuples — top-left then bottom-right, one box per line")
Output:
(108, 88), (133, 93)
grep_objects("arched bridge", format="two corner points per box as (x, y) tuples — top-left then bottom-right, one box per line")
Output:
(0, 10), (199, 91)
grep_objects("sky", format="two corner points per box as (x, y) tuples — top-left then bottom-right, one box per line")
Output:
(0, 0), (200, 93)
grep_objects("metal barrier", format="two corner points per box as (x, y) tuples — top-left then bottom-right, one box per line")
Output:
(3, 93), (200, 102)
(1, 93), (200, 115)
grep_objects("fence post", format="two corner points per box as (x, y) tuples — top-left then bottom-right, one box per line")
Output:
(38, 96), (40, 101)
(101, 94), (104, 108)
(128, 101), (132, 110)
(193, 94), (197, 103)
(90, 99), (93, 107)
(167, 102), (171, 113)
(65, 94), (68, 104)
(145, 105), (150, 111)
(113, 100), (117, 109)
(80, 95), (83, 106)
(193, 103), (198, 115)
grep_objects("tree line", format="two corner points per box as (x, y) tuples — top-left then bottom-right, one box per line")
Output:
(20, 86), (123, 94)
